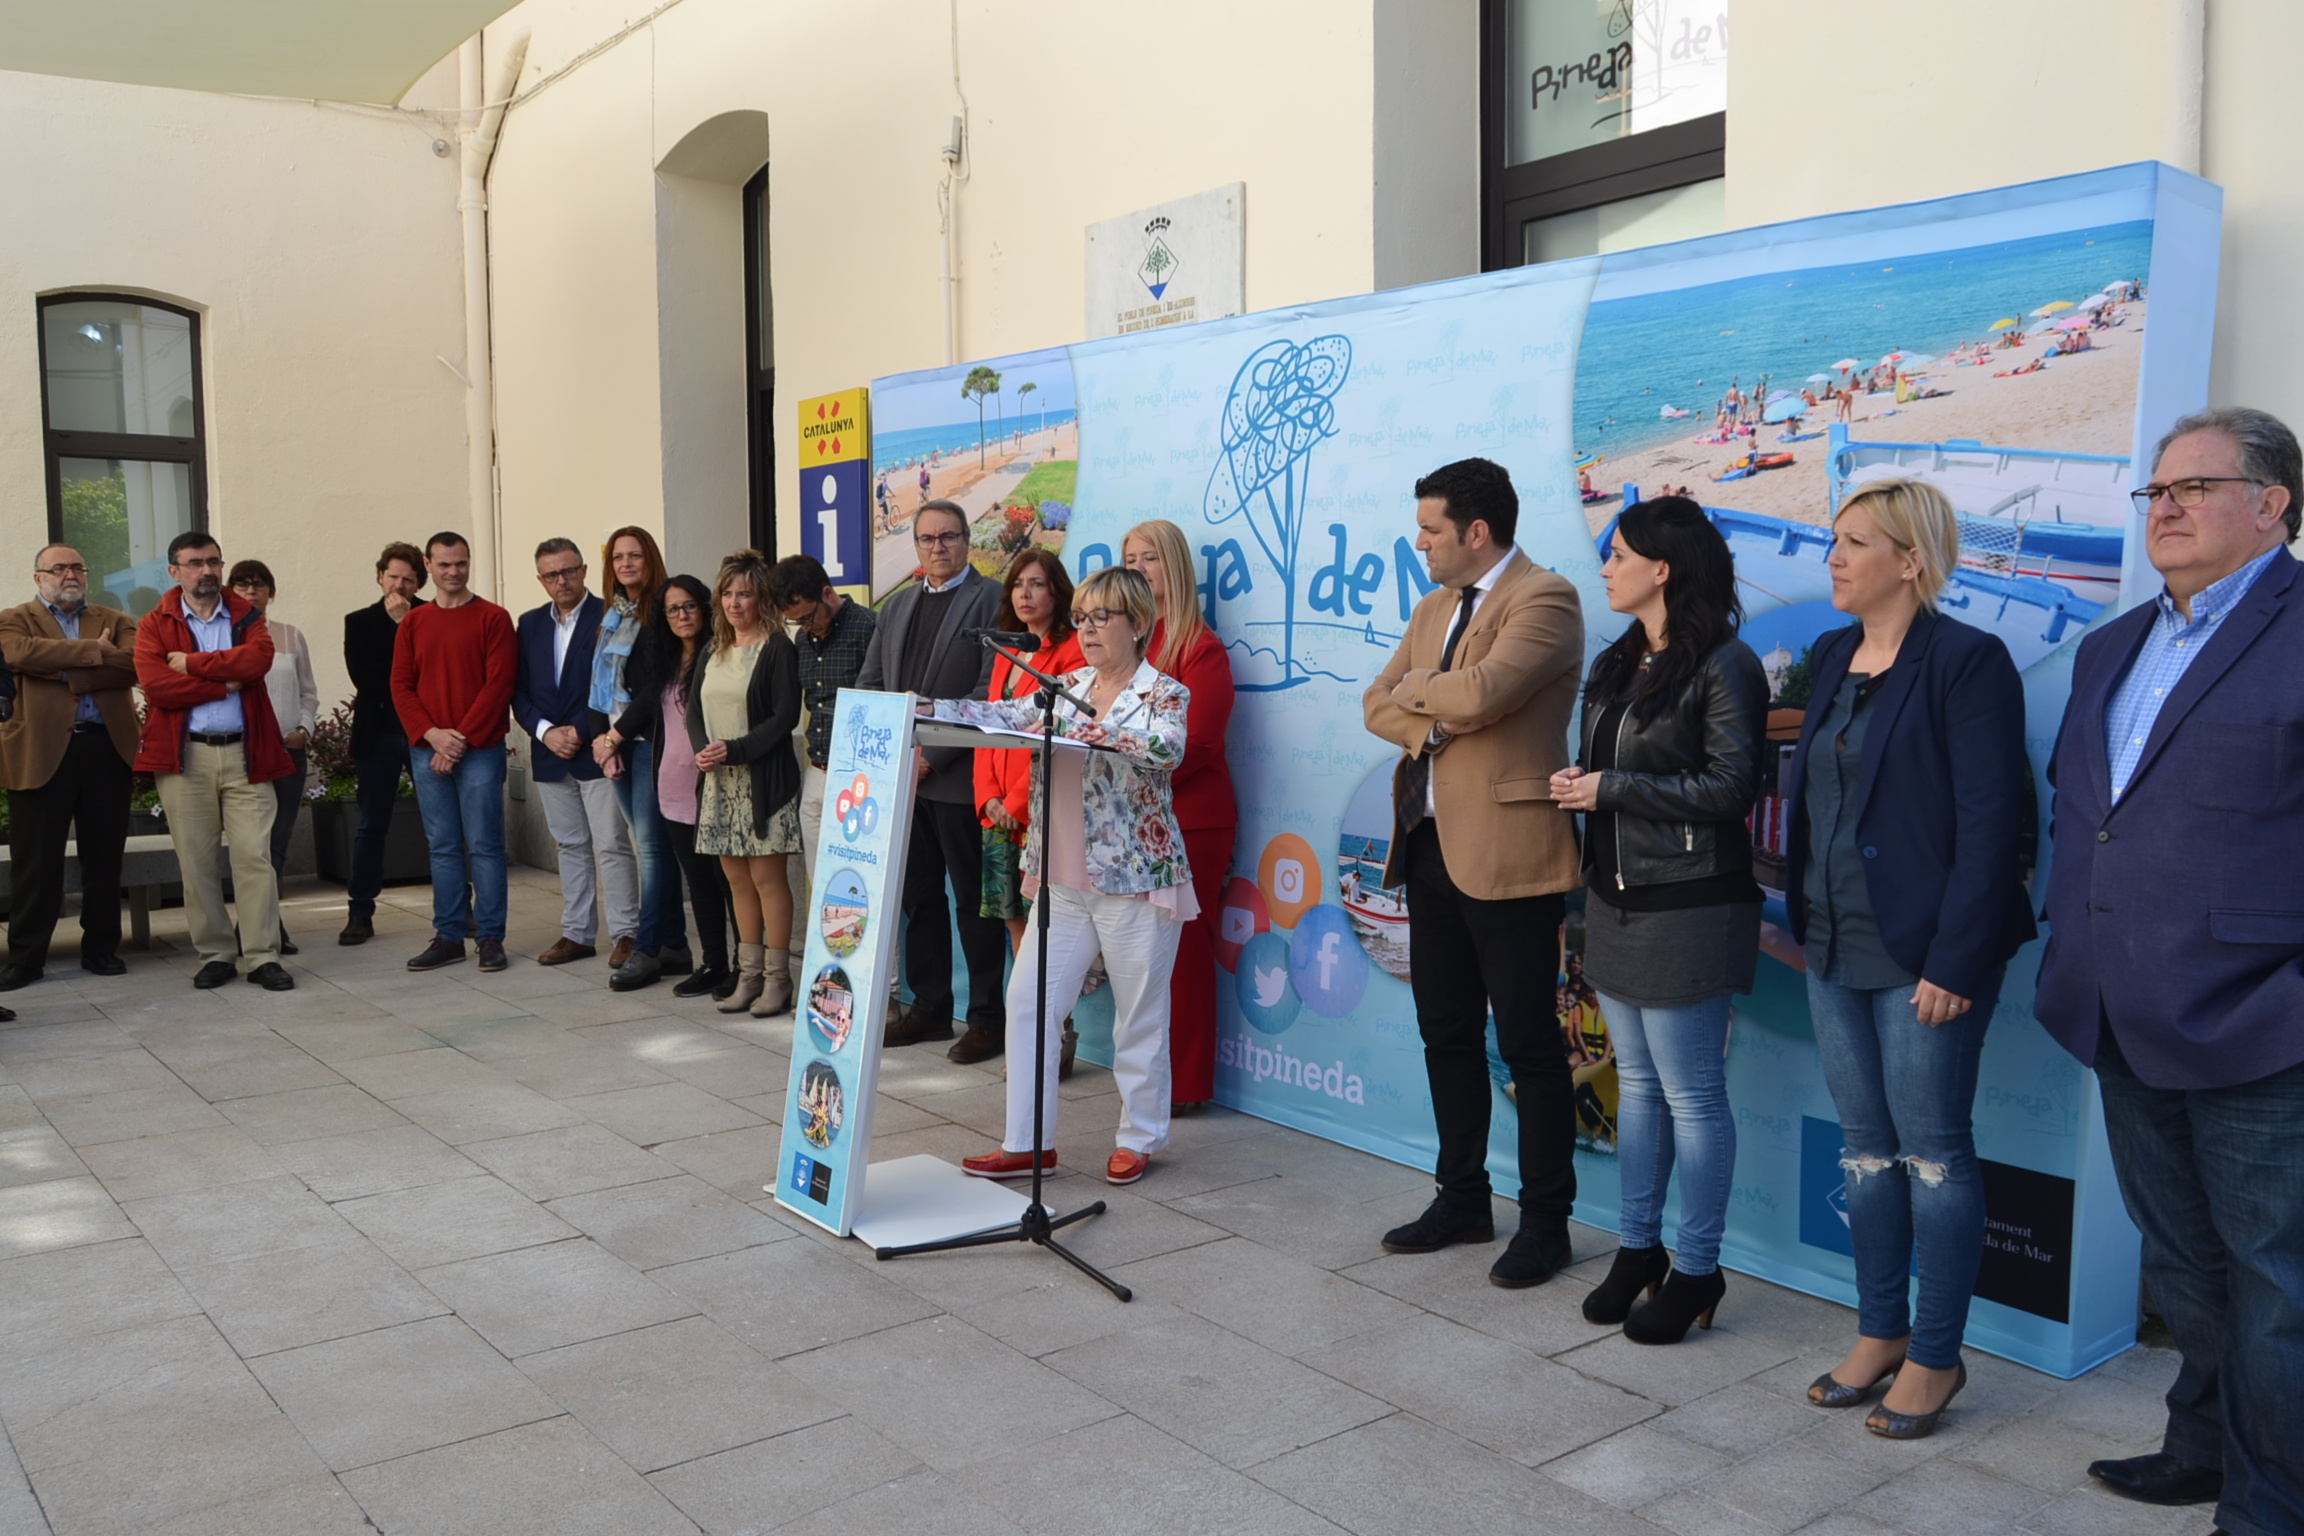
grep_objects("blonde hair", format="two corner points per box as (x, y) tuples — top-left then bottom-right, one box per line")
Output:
(1124, 519), (1208, 673)
(711, 550), (775, 650)
(1074, 566), (1158, 658)
(1835, 477), (1959, 604)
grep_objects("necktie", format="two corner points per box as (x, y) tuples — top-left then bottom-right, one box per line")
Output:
(1400, 586), (1480, 834)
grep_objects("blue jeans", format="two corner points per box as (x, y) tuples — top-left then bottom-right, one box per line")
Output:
(612, 739), (686, 956)
(409, 744), (507, 943)
(2095, 1031), (2304, 1536)
(1806, 965), (1995, 1371)
(1598, 992), (1735, 1276)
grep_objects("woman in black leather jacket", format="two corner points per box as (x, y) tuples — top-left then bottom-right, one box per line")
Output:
(1549, 496), (1768, 1345)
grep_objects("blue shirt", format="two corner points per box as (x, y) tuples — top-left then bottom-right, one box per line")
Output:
(182, 602), (246, 734)
(2104, 546), (2282, 801)
(44, 602), (102, 724)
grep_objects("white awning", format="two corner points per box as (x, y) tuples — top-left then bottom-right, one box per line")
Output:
(0, 0), (524, 105)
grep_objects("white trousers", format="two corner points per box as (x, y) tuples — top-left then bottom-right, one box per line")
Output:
(536, 775), (639, 946)
(1004, 883), (1181, 1157)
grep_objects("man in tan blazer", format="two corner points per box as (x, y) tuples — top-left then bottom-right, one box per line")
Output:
(1, 545), (142, 989)
(1364, 458), (1586, 1288)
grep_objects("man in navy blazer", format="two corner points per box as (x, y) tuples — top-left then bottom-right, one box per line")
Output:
(514, 538), (638, 969)
(2038, 408), (2304, 1534)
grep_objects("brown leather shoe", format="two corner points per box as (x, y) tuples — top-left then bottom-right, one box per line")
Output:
(882, 1009), (954, 1048)
(536, 938), (597, 967)
(607, 936), (636, 969)
(947, 1024), (1004, 1065)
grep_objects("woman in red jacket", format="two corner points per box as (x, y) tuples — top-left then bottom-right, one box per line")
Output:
(1124, 519), (1236, 1108)
(977, 549), (1087, 1060)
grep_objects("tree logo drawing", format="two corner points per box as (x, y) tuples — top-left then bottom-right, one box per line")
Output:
(1138, 215), (1179, 299)
(1205, 334), (1353, 692)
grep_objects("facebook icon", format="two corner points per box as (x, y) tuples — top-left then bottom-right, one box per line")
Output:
(1289, 904), (1369, 1019)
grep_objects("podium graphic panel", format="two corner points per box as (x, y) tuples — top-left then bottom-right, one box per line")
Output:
(774, 689), (917, 1236)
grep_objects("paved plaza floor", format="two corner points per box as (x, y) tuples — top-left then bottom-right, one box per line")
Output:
(0, 868), (2218, 1536)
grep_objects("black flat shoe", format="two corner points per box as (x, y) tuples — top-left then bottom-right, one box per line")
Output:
(1625, 1267), (1726, 1343)
(1866, 1360), (1966, 1439)
(1583, 1244), (1670, 1323)
(1489, 1227), (1573, 1288)
(673, 965), (730, 998)
(81, 954), (127, 977)
(1809, 1347), (1908, 1408)
(192, 960), (238, 989)
(0, 964), (43, 992)
(246, 962), (296, 992)
(407, 938), (465, 971)
(1381, 1198), (1496, 1255)
(339, 915), (375, 946)
(2086, 1452), (2224, 1506)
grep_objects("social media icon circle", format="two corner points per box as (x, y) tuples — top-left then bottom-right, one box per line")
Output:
(1214, 876), (1269, 973)
(1233, 930), (1301, 1035)
(1289, 905), (1369, 1019)
(1256, 834), (1320, 929)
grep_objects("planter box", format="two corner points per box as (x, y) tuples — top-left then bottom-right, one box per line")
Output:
(311, 796), (431, 886)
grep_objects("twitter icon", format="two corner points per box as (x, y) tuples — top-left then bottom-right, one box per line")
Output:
(1233, 931), (1301, 1035)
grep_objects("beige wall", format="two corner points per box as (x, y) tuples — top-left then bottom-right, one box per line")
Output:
(1726, 0), (2304, 434)
(0, 64), (470, 713)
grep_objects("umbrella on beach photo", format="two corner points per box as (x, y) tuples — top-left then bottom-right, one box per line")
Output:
(1989, 318), (2018, 330)
(1806, 373), (1833, 384)
(1877, 352), (1909, 368)
(2076, 293), (2110, 311)
(1763, 395), (1806, 423)
(2049, 317), (2091, 331)
(2033, 301), (2075, 316)
(1575, 451), (1605, 469)
(1832, 359), (1859, 372)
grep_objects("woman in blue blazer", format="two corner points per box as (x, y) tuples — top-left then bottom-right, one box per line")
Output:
(1783, 478), (2035, 1440)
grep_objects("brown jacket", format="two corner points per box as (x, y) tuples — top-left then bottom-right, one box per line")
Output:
(0, 599), (141, 791)
(1363, 549), (1584, 901)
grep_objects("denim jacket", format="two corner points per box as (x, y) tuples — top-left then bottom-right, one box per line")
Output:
(933, 659), (1192, 896)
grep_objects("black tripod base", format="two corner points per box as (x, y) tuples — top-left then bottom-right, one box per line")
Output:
(873, 1197), (1132, 1302)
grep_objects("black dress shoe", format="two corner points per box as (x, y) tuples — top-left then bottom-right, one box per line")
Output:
(407, 938), (466, 971)
(1381, 1198), (1497, 1255)
(246, 962), (296, 992)
(1489, 1227), (1574, 1288)
(0, 963), (45, 991)
(673, 965), (731, 998)
(1584, 1244), (1671, 1323)
(278, 930), (299, 957)
(882, 1009), (955, 1048)
(81, 954), (127, 977)
(1624, 1266), (1727, 1343)
(0, 1004), (13, 1022)
(947, 1025), (1004, 1064)
(476, 938), (509, 972)
(2087, 1452), (2224, 1506)
(339, 915), (375, 946)
(192, 960), (239, 989)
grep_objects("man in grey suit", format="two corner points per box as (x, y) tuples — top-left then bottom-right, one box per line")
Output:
(857, 499), (1005, 1061)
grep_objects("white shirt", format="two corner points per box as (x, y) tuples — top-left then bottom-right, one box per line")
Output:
(1426, 546), (1520, 817)
(921, 566), (970, 594)
(536, 600), (584, 736)
(261, 618), (319, 740)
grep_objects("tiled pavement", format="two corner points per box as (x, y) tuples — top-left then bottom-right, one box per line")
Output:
(0, 868), (2218, 1536)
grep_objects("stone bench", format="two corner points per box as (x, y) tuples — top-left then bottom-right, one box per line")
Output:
(0, 833), (184, 950)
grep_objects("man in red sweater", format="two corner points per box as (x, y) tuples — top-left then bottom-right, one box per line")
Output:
(390, 531), (518, 972)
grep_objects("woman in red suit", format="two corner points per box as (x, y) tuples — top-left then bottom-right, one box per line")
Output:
(1124, 519), (1237, 1109)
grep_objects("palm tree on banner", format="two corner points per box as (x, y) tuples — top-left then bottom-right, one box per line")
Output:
(1016, 381), (1037, 446)
(1204, 334), (1352, 692)
(963, 365), (1001, 467)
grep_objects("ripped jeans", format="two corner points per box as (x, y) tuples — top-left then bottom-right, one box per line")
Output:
(1806, 963), (1997, 1371)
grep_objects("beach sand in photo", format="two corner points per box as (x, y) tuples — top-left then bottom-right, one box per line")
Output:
(872, 419), (1081, 593)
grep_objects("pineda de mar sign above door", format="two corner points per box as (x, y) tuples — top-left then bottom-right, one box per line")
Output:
(873, 162), (2219, 1377)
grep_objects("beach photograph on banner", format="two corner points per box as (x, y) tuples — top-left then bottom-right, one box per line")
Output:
(865, 345), (1079, 598)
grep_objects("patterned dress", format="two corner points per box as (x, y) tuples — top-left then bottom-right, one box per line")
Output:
(695, 641), (802, 857)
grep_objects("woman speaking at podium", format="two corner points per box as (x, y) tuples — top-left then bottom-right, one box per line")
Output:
(925, 565), (1195, 1187)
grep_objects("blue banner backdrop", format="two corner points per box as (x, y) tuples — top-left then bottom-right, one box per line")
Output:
(873, 163), (2223, 1376)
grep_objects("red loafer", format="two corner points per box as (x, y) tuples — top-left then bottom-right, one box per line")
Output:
(1105, 1149), (1149, 1185)
(961, 1149), (1057, 1179)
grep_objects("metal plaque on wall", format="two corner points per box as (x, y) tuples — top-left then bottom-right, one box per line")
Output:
(1085, 183), (1245, 341)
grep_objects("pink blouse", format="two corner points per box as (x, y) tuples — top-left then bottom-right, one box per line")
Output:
(656, 680), (700, 824)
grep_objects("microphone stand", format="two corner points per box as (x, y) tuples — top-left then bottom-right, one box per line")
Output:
(872, 635), (1131, 1302)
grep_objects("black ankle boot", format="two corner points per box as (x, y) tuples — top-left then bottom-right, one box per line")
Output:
(1624, 1266), (1726, 1344)
(1582, 1244), (1670, 1324)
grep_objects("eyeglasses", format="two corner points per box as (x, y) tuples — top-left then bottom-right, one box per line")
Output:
(536, 564), (586, 584)
(2130, 477), (2264, 513)
(914, 531), (967, 549)
(1070, 608), (1123, 631)
(172, 557), (225, 571)
(663, 601), (702, 617)
(229, 579), (273, 593)
(36, 562), (87, 577)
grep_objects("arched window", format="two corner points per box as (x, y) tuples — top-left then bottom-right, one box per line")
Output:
(37, 293), (207, 618)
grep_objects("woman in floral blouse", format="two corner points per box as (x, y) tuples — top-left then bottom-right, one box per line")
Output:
(927, 565), (1194, 1186)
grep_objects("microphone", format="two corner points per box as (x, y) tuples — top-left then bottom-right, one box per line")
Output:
(964, 628), (1041, 652)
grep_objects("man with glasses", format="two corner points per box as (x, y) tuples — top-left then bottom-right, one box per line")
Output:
(855, 499), (1006, 1061)
(771, 553), (875, 889)
(392, 532), (518, 972)
(0, 545), (140, 990)
(132, 532), (295, 990)
(515, 537), (638, 969)
(2038, 407), (2304, 1535)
